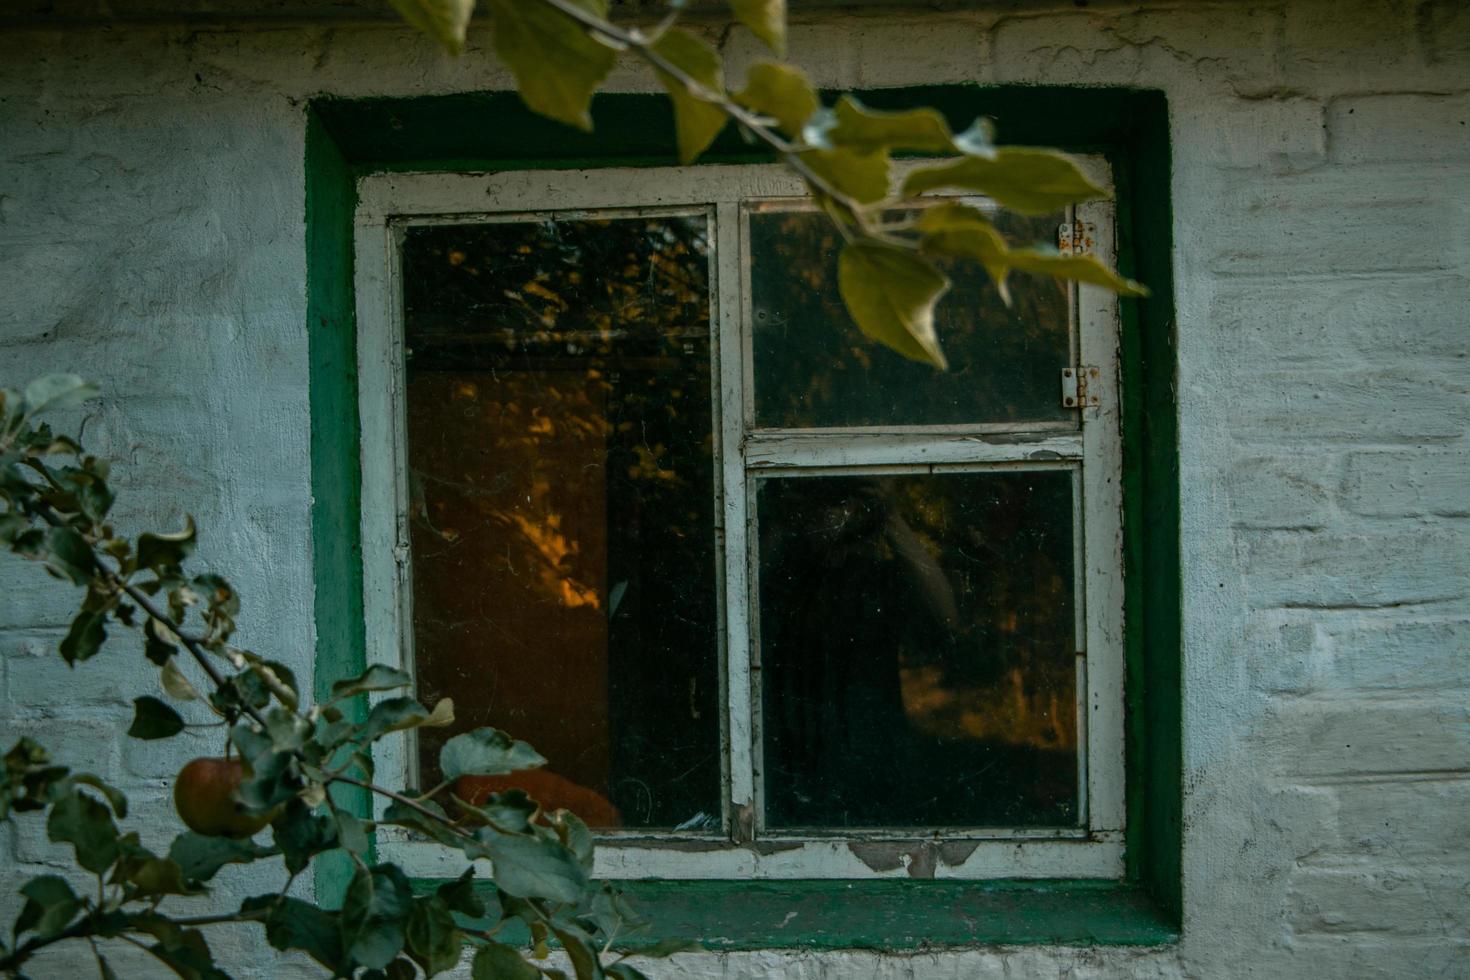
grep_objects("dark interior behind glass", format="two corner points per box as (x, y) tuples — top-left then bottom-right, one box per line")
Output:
(756, 471), (1079, 828)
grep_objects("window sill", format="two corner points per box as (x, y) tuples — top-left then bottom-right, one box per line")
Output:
(413, 877), (1179, 951)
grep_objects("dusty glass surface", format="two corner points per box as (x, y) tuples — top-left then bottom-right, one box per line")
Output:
(756, 471), (1079, 829)
(400, 215), (721, 831)
(749, 208), (1073, 429)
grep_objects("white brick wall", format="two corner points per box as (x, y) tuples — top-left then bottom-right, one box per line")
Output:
(1, 1), (1467, 976)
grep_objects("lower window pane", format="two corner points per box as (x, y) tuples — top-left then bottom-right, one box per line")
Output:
(756, 471), (1079, 829)
(400, 216), (721, 831)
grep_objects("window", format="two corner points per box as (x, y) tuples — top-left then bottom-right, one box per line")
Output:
(354, 161), (1126, 881)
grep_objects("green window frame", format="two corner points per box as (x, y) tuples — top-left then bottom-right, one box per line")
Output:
(306, 86), (1181, 949)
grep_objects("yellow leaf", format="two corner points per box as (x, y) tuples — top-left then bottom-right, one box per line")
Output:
(838, 242), (950, 369)
(423, 697), (456, 727)
(161, 660), (201, 702)
(734, 62), (817, 137)
(915, 202), (1014, 302)
(1007, 250), (1150, 297)
(652, 29), (729, 164)
(728, 0), (787, 56)
(798, 146), (891, 205)
(903, 147), (1108, 214)
(389, 0), (476, 55)
(827, 96), (954, 154)
(487, 0), (616, 132)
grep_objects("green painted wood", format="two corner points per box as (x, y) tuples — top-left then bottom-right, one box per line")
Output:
(308, 84), (1183, 940)
(411, 877), (1177, 951)
(305, 106), (374, 908)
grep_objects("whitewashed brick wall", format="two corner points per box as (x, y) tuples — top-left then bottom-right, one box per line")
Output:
(0, 2), (1466, 976)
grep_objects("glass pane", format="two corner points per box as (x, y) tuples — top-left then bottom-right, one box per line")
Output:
(400, 215), (721, 831)
(757, 471), (1078, 829)
(749, 208), (1073, 428)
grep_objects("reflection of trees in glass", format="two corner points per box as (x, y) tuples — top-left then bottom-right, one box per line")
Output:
(759, 472), (1077, 828)
(400, 217), (721, 830)
(750, 208), (1072, 428)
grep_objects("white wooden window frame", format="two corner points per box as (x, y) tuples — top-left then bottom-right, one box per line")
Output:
(353, 160), (1126, 881)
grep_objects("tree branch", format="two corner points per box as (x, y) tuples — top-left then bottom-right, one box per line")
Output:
(30, 501), (268, 729)
(535, 0), (869, 226)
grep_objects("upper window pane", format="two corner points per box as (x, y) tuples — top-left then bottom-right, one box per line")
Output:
(749, 208), (1074, 429)
(399, 216), (721, 831)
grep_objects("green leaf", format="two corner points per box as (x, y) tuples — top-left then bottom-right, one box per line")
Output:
(236, 749), (300, 813)
(65, 465), (114, 523)
(550, 809), (594, 872)
(439, 728), (546, 781)
(335, 808), (371, 855)
(128, 696), (185, 740)
(44, 526), (94, 585)
(1004, 249), (1150, 297)
(837, 242), (950, 368)
(383, 798), (481, 855)
(651, 29), (728, 164)
(471, 942), (540, 980)
(483, 832), (588, 904)
(66, 773), (127, 818)
(245, 657), (298, 711)
(271, 799), (339, 874)
(361, 695), (454, 741)
(160, 659), (201, 701)
(47, 789), (120, 873)
(605, 966), (653, 980)
(798, 147), (890, 205)
(169, 832), (270, 883)
(389, 0), (476, 54)
(60, 604), (108, 664)
(144, 618), (178, 665)
(264, 707), (312, 753)
(550, 919), (602, 980)
(136, 517), (196, 574)
(621, 937), (701, 958)
(733, 62), (816, 137)
(22, 375), (98, 417)
(17, 875), (82, 939)
(0, 511), (30, 546)
(460, 788), (537, 834)
(826, 96), (954, 154)
(436, 867), (486, 918)
(329, 664), (414, 702)
(244, 895), (345, 971)
(901, 147), (1108, 214)
(342, 863), (415, 969)
(487, 0), (616, 132)
(728, 0), (786, 56)
(129, 857), (197, 898)
(146, 926), (230, 980)
(406, 897), (462, 977)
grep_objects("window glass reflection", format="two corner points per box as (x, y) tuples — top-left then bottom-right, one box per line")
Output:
(400, 216), (722, 831)
(750, 208), (1074, 429)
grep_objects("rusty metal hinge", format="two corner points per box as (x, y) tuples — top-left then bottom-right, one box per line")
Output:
(1062, 366), (1101, 409)
(1058, 220), (1097, 256)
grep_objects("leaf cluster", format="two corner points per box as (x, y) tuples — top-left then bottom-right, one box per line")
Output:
(2, 382), (686, 977)
(392, 0), (1147, 369)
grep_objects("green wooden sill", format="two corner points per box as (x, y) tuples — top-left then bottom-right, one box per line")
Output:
(412, 877), (1178, 951)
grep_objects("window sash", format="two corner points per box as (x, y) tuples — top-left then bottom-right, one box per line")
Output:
(354, 162), (1126, 880)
